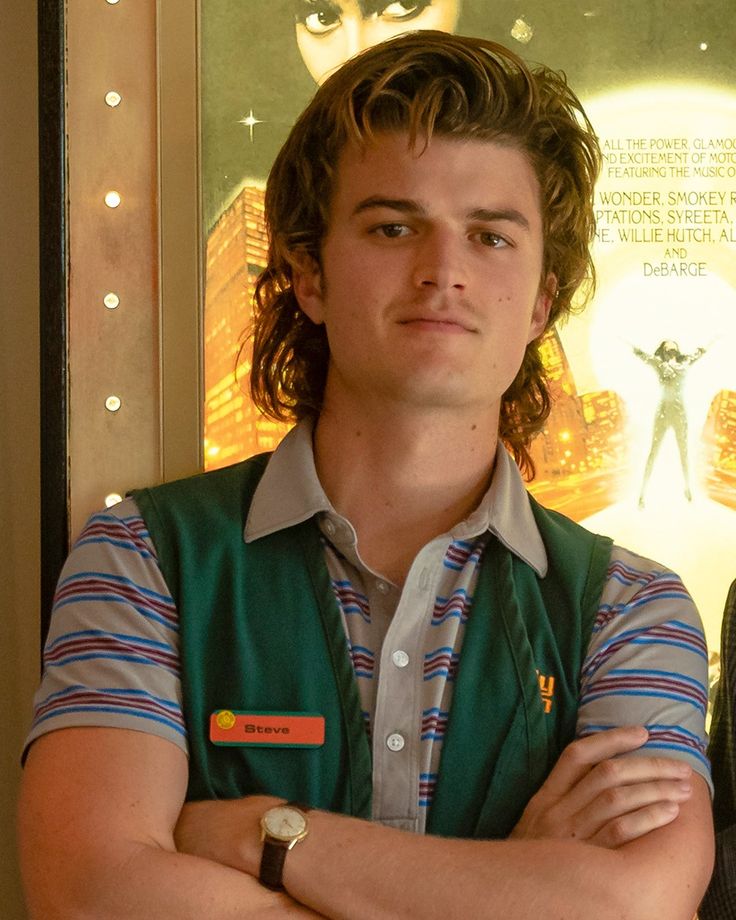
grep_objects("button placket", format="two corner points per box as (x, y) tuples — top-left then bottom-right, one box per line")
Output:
(371, 542), (448, 824)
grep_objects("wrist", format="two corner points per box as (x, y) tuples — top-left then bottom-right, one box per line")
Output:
(257, 800), (312, 892)
(241, 795), (282, 876)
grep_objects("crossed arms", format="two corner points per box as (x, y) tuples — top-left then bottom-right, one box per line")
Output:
(19, 724), (713, 920)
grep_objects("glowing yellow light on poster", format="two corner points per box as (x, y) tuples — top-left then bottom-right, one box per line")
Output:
(555, 85), (736, 653)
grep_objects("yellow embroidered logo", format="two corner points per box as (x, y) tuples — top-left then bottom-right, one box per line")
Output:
(536, 672), (556, 714)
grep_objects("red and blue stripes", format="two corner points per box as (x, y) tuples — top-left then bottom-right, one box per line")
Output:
(432, 588), (472, 626)
(581, 722), (709, 772)
(349, 644), (375, 679)
(32, 684), (185, 736)
(331, 579), (371, 624)
(580, 667), (708, 715)
(443, 539), (484, 571)
(423, 647), (460, 682)
(421, 708), (449, 741)
(419, 772), (438, 807)
(75, 512), (156, 560)
(54, 570), (178, 634)
(43, 628), (180, 676)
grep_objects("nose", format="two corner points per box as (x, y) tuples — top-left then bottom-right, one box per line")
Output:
(412, 228), (467, 293)
(341, 18), (365, 60)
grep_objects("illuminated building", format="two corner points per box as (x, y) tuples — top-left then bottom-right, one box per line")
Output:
(528, 328), (628, 519)
(203, 185), (289, 470)
(702, 389), (736, 510)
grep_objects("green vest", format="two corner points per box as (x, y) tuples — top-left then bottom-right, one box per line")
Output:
(133, 456), (611, 839)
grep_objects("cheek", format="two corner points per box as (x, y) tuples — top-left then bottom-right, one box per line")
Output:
(421, 4), (461, 33)
(295, 29), (344, 84)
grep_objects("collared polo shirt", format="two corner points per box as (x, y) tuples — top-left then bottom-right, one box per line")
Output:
(26, 422), (712, 828)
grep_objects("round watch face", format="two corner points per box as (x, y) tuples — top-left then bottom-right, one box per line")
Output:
(262, 806), (308, 841)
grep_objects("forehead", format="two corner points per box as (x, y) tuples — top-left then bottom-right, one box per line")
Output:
(330, 132), (542, 218)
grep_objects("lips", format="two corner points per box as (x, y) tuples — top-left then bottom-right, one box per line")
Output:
(397, 316), (478, 333)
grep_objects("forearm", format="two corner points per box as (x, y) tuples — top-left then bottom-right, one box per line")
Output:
(21, 837), (323, 920)
(119, 845), (322, 920)
(285, 810), (649, 920)
(18, 731), (323, 920)
(203, 790), (709, 920)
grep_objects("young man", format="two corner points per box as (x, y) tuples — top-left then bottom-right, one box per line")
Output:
(19, 32), (713, 919)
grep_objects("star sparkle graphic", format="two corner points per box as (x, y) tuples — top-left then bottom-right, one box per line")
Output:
(238, 109), (263, 143)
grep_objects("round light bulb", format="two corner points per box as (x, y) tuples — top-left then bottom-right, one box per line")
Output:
(105, 493), (123, 507)
(103, 292), (120, 309)
(105, 191), (122, 208)
(105, 91), (122, 107)
(105, 395), (122, 412)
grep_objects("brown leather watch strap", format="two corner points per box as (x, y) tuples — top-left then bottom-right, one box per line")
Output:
(259, 840), (289, 891)
(259, 802), (312, 892)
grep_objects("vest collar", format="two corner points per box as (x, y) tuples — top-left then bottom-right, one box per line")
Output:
(244, 419), (547, 577)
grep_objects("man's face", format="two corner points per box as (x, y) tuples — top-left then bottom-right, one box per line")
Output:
(294, 132), (552, 423)
(295, 0), (461, 84)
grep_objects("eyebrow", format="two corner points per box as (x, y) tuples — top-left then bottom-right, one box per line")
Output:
(351, 197), (531, 230)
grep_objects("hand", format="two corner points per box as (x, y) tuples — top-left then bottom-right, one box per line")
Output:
(174, 794), (277, 877)
(510, 726), (693, 848)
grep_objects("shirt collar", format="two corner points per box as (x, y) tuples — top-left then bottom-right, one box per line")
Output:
(244, 419), (547, 577)
(463, 445), (548, 577)
(244, 419), (332, 541)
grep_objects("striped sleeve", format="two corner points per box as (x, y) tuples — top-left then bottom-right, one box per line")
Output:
(577, 545), (712, 792)
(24, 498), (187, 757)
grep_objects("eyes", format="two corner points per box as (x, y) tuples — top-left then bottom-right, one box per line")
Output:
(372, 223), (512, 249)
(381, 0), (430, 22)
(374, 223), (412, 239)
(298, 0), (432, 37)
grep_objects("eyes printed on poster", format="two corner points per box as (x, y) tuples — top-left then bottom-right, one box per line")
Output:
(293, 0), (461, 84)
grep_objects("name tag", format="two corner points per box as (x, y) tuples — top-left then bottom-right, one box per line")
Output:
(209, 710), (325, 748)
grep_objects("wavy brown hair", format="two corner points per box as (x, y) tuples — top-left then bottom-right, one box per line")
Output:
(249, 30), (601, 477)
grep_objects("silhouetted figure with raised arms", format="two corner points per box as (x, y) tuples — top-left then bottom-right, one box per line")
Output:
(634, 339), (706, 508)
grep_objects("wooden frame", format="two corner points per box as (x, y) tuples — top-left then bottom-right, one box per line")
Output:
(38, 0), (202, 640)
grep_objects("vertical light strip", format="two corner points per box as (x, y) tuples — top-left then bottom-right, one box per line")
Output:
(66, 0), (161, 539)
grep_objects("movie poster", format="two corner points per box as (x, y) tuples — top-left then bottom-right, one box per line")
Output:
(199, 1), (735, 684)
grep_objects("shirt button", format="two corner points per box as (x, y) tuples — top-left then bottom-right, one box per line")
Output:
(376, 580), (390, 594)
(323, 519), (336, 536)
(392, 650), (410, 668)
(386, 733), (405, 752)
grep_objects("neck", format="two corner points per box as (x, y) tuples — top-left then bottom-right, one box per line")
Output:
(312, 396), (499, 584)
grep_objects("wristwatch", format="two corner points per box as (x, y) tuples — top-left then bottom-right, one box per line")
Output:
(259, 801), (310, 891)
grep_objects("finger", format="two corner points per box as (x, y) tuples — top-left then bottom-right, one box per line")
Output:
(589, 800), (683, 849)
(555, 754), (692, 819)
(539, 726), (650, 797)
(568, 778), (692, 840)
(544, 756), (692, 816)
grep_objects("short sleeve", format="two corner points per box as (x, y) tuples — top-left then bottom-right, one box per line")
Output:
(24, 497), (187, 758)
(577, 545), (711, 793)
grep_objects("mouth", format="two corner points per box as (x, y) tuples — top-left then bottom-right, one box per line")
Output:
(397, 317), (478, 334)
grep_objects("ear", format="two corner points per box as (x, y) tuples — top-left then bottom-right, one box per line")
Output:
(527, 273), (556, 344)
(291, 254), (325, 325)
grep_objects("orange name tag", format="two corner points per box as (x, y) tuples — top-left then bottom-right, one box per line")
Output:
(209, 710), (325, 748)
